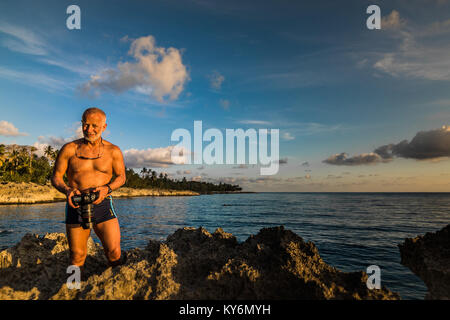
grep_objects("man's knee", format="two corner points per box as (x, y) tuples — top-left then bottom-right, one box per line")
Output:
(106, 247), (121, 262)
(70, 249), (87, 266)
(108, 249), (127, 267)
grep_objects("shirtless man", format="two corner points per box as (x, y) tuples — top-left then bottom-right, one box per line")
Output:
(51, 107), (127, 268)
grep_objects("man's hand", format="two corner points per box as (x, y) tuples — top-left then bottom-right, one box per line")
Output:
(92, 186), (110, 205)
(66, 188), (81, 209)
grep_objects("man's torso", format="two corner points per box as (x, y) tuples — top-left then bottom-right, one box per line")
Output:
(65, 138), (117, 191)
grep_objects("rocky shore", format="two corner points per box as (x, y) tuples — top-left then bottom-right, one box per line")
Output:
(399, 224), (450, 300)
(0, 226), (399, 300)
(0, 182), (199, 204)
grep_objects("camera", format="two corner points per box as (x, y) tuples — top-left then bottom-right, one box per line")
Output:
(72, 191), (99, 229)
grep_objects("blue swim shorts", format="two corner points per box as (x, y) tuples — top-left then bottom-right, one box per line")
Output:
(65, 195), (118, 225)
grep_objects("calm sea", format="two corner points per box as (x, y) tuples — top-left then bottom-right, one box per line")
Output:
(1, 192), (449, 300)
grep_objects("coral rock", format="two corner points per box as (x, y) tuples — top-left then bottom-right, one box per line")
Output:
(0, 226), (399, 300)
(399, 224), (450, 300)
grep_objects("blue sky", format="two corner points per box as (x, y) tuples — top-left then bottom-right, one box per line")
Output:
(1, 0), (450, 191)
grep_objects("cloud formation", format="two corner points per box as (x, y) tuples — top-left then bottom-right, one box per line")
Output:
(375, 126), (450, 160)
(371, 11), (450, 81)
(271, 157), (288, 165)
(219, 99), (230, 110)
(32, 126), (84, 157)
(0, 23), (47, 56)
(124, 145), (190, 168)
(80, 35), (189, 102)
(237, 120), (272, 126)
(381, 10), (405, 30)
(324, 126), (450, 166)
(208, 70), (225, 90)
(323, 152), (384, 166)
(282, 132), (295, 141)
(0, 120), (27, 137)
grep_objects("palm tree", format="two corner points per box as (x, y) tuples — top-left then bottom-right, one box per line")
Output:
(29, 146), (37, 174)
(18, 147), (30, 174)
(9, 149), (20, 176)
(51, 149), (59, 162)
(0, 144), (6, 168)
(151, 170), (157, 186)
(0, 144), (6, 178)
(44, 145), (54, 160)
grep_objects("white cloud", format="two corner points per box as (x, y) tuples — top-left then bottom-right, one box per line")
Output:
(124, 145), (191, 168)
(381, 10), (405, 30)
(32, 142), (50, 158)
(282, 132), (295, 140)
(290, 122), (342, 136)
(219, 99), (230, 110)
(0, 23), (47, 56)
(208, 70), (225, 90)
(372, 12), (450, 81)
(80, 35), (189, 102)
(32, 125), (84, 157)
(0, 120), (27, 137)
(36, 135), (70, 148)
(419, 18), (450, 37)
(0, 66), (69, 92)
(238, 120), (272, 126)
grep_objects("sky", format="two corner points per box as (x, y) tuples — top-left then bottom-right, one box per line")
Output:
(1, 0), (450, 192)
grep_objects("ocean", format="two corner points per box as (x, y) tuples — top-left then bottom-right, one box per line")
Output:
(1, 192), (449, 300)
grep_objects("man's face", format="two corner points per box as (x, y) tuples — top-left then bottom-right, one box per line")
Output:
(81, 112), (107, 142)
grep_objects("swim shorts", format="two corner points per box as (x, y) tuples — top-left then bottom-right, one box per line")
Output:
(65, 195), (118, 225)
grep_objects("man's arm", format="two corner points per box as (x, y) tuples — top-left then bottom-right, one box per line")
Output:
(51, 143), (80, 208)
(109, 145), (127, 191)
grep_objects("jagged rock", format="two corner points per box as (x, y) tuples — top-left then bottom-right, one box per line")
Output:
(0, 226), (399, 300)
(399, 224), (450, 300)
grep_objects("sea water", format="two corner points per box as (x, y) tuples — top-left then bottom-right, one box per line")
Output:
(1, 192), (449, 299)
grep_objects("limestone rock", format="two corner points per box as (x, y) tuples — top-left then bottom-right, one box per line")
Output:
(399, 224), (450, 300)
(0, 226), (399, 300)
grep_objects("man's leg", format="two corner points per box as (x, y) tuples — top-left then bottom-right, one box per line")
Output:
(66, 224), (91, 266)
(93, 218), (122, 265)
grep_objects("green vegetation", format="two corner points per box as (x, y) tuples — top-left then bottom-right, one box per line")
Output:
(125, 167), (242, 194)
(0, 144), (242, 194)
(0, 144), (54, 185)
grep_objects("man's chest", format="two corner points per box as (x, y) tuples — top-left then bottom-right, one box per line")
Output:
(68, 155), (113, 174)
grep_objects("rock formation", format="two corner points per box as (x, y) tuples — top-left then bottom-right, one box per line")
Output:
(0, 182), (199, 204)
(399, 224), (450, 300)
(0, 226), (399, 300)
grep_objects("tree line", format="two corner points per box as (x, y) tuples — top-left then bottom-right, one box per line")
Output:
(0, 144), (242, 193)
(125, 167), (242, 193)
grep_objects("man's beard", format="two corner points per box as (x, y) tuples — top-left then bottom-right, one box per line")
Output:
(84, 134), (101, 142)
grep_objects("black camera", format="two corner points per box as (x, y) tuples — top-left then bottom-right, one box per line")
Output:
(72, 191), (99, 229)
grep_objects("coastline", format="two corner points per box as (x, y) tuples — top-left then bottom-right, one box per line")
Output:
(0, 226), (400, 300)
(0, 182), (201, 205)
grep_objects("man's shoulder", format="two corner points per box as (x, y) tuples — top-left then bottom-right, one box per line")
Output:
(103, 140), (123, 153)
(60, 140), (80, 152)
